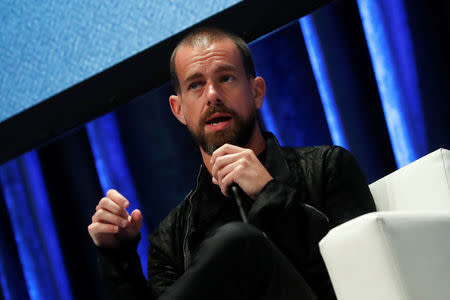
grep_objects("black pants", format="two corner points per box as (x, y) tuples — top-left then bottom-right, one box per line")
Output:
(159, 222), (317, 300)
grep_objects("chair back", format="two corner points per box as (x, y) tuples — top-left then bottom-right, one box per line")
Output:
(369, 148), (450, 211)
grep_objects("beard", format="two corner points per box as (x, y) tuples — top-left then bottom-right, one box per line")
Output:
(187, 105), (256, 155)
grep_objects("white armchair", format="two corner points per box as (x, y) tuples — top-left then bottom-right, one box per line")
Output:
(319, 148), (450, 300)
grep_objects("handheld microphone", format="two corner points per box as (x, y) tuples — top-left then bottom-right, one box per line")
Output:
(229, 184), (248, 223)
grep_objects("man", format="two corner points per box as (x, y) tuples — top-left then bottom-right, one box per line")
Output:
(88, 27), (375, 299)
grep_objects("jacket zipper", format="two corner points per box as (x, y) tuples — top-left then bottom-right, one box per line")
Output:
(182, 165), (203, 271)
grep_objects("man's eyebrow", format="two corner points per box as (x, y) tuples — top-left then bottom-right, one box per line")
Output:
(184, 72), (203, 84)
(215, 64), (238, 73)
(183, 65), (239, 84)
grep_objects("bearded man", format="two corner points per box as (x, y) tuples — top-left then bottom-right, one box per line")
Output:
(88, 27), (375, 300)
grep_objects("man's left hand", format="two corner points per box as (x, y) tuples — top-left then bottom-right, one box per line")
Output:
(211, 144), (273, 199)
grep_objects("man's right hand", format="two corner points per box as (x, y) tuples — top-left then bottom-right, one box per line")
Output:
(88, 189), (143, 248)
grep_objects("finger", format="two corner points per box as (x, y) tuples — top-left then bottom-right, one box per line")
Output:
(88, 222), (119, 235)
(216, 159), (242, 186)
(98, 197), (129, 218)
(92, 209), (130, 228)
(106, 189), (129, 208)
(210, 143), (246, 166)
(219, 165), (243, 197)
(212, 147), (254, 173)
(211, 152), (242, 180)
(130, 209), (143, 229)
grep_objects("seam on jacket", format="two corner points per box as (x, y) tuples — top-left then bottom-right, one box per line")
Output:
(286, 147), (330, 222)
(182, 164), (202, 271)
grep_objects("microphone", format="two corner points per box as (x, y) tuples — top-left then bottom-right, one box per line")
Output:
(229, 184), (248, 223)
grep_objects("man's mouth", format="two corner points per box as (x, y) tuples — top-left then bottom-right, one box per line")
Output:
(205, 113), (232, 130)
(205, 113), (232, 124)
(206, 116), (231, 125)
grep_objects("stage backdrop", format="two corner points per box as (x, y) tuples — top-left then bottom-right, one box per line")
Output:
(0, 0), (241, 123)
(1, 0), (449, 299)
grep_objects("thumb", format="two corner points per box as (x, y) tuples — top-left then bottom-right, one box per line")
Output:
(130, 209), (143, 229)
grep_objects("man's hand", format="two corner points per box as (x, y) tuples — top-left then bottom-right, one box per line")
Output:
(88, 189), (143, 248)
(211, 144), (273, 199)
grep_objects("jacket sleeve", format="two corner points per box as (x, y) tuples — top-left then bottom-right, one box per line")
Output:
(96, 234), (153, 300)
(147, 230), (183, 298)
(320, 146), (377, 228)
(247, 146), (375, 295)
(97, 222), (184, 299)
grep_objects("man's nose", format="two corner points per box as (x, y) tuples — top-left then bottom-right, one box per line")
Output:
(206, 83), (222, 105)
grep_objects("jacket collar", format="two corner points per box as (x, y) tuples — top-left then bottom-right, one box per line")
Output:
(262, 132), (291, 184)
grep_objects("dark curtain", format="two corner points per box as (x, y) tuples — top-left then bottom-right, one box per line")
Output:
(1, 0), (449, 299)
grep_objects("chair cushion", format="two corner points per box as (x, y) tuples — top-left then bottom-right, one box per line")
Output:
(319, 212), (450, 300)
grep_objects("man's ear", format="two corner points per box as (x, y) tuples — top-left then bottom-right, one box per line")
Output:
(169, 95), (187, 125)
(252, 76), (266, 109)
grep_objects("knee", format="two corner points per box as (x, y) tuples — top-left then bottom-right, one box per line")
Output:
(215, 222), (263, 239)
(205, 222), (268, 254)
(191, 222), (274, 276)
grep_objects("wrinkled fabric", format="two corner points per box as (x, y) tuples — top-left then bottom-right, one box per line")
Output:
(97, 132), (375, 300)
(158, 222), (318, 300)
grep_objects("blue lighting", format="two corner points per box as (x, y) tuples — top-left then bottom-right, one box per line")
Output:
(21, 152), (73, 300)
(357, 0), (427, 167)
(0, 152), (72, 300)
(299, 16), (349, 149)
(0, 256), (13, 300)
(86, 113), (150, 278)
(0, 162), (38, 300)
(259, 97), (284, 146)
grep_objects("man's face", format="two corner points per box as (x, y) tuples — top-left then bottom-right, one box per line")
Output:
(170, 38), (264, 154)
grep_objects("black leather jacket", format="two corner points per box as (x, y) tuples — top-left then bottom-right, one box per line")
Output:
(98, 133), (375, 300)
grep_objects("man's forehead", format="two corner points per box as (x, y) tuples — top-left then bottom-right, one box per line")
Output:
(175, 39), (242, 76)
(177, 37), (238, 57)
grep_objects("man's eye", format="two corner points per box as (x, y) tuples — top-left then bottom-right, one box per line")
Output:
(221, 75), (233, 83)
(189, 82), (200, 90)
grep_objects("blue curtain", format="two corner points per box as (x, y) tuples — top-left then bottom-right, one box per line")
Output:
(86, 113), (150, 278)
(1, 0), (449, 299)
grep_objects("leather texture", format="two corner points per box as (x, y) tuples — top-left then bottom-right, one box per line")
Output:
(98, 133), (375, 299)
(146, 133), (375, 299)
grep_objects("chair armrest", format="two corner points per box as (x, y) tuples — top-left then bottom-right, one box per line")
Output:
(319, 212), (450, 300)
